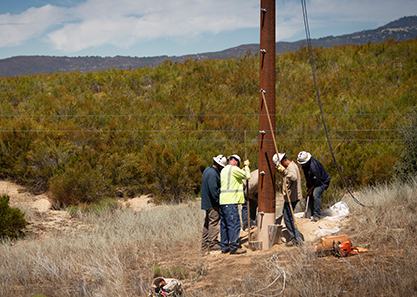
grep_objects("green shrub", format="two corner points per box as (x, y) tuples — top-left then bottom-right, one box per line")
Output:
(0, 194), (28, 240)
(142, 144), (203, 204)
(101, 152), (147, 198)
(395, 107), (417, 180)
(16, 140), (77, 194)
(48, 160), (113, 207)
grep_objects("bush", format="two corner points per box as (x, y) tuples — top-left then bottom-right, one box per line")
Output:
(101, 152), (147, 198)
(395, 107), (417, 180)
(48, 160), (113, 207)
(141, 144), (203, 204)
(0, 194), (28, 240)
(16, 140), (77, 194)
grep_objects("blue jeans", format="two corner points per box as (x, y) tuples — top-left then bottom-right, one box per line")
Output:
(310, 186), (325, 218)
(283, 200), (299, 239)
(220, 204), (241, 252)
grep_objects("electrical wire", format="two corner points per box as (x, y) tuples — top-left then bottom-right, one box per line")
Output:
(300, 0), (372, 207)
(0, 113), (412, 118)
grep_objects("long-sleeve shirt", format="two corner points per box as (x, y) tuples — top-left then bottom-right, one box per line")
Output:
(243, 169), (258, 200)
(302, 157), (331, 190)
(201, 165), (221, 210)
(219, 165), (250, 205)
(282, 161), (303, 202)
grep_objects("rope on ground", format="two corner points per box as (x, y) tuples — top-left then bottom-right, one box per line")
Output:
(229, 254), (286, 297)
(300, 0), (373, 208)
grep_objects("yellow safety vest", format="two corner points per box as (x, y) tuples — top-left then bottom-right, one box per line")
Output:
(219, 165), (250, 205)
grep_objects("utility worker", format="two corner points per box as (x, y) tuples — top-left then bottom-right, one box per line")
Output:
(273, 153), (303, 246)
(201, 154), (227, 252)
(219, 155), (250, 255)
(297, 151), (331, 222)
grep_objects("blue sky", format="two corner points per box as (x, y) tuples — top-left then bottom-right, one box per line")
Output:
(0, 0), (416, 60)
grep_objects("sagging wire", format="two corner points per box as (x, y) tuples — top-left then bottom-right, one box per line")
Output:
(300, 0), (373, 208)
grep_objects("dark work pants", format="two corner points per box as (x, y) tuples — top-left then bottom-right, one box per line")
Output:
(310, 186), (325, 218)
(201, 207), (220, 251)
(283, 200), (299, 240)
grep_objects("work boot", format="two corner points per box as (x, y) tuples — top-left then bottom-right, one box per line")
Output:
(221, 249), (230, 254)
(209, 245), (221, 251)
(230, 248), (247, 255)
(285, 239), (296, 247)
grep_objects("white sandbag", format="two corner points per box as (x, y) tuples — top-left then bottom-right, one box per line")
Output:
(321, 201), (349, 222)
(315, 226), (341, 237)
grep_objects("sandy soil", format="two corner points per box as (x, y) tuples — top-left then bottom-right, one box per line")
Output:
(0, 180), (156, 239)
(2, 180), (352, 295)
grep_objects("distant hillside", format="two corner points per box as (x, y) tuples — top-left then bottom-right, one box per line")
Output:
(0, 16), (416, 77)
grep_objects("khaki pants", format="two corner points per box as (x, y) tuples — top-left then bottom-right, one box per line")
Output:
(201, 207), (220, 251)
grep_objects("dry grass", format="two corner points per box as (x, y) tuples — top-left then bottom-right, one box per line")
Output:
(228, 176), (417, 297)
(1, 177), (417, 296)
(0, 202), (203, 296)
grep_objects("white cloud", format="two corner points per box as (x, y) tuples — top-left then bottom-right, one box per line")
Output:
(47, 0), (259, 52)
(0, 0), (415, 54)
(0, 5), (66, 47)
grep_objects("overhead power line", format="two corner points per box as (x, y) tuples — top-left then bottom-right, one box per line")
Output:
(0, 113), (412, 118)
(301, 0), (372, 208)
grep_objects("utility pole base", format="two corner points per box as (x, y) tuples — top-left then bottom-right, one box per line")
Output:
(257, 212), (276, 250)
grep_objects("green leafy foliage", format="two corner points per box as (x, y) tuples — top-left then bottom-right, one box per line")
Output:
(0, 40), (416, 205)
(0, 194), (28, 239)
(142, 143), (203, 204)
(395, 107), (417, 179)
(16, 140), (77, 194)
(48, 150), (113, 206)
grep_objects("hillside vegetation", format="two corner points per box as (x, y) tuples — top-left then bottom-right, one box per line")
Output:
(0, 38), (416, 206)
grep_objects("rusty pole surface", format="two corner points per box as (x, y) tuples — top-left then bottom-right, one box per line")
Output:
(258, 0), (276, 216)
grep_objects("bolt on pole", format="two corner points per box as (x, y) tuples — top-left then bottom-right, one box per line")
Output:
(257, 0), (276, 250)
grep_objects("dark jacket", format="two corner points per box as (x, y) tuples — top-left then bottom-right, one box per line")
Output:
(302, 157), (331, 191)
(201, 165), (221, 210)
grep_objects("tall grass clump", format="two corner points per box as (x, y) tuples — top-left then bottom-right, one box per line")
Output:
(0, 202), (203, 296)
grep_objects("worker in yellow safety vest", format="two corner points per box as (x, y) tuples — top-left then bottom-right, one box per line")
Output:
(219, 155), (250, 255)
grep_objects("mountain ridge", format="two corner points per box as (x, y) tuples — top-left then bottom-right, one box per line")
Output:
(1, 15), (416, 77)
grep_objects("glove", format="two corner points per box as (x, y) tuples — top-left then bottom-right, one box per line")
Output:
(244, 159), (250, 167)
(276, 163), (286, 173)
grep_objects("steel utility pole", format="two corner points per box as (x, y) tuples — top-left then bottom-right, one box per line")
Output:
(257, 0), (276, 250)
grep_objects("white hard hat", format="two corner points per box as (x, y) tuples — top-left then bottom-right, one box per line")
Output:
(297, 151), (311, 165)
(229, 154), (241, 167)
(213, 155), (227, 167)
(272, 153), (286, 166)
